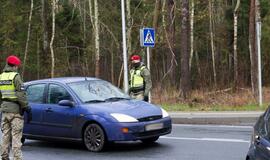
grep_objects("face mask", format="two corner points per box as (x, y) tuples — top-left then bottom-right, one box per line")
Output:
(132, 62), (140, 68)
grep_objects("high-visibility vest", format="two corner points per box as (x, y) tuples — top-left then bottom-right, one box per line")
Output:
(0, 72), (18, 100)
(130, 66), (146, 89)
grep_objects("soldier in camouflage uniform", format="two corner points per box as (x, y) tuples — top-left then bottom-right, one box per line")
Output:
(129, 55), (152, 102)
(0, 55), (31, 160)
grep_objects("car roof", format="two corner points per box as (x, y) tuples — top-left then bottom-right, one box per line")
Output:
(24, 77), (100, 85)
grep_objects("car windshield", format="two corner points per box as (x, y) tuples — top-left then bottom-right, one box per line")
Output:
(68, 80), (130, 103)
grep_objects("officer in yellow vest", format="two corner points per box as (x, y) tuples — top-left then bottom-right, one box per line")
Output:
(0, 55), (31, 160)
(129, 55), (152, 102)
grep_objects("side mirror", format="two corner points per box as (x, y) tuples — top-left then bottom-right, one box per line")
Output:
(58, 100), (74, 107)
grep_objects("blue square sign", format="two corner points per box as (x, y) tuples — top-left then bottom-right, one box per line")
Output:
(140, 28), (155, 47)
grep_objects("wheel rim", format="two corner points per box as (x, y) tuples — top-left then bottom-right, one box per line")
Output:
(84, 124), (104, 151)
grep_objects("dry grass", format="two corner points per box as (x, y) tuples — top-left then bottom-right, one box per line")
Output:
(151, 87), (270, 111)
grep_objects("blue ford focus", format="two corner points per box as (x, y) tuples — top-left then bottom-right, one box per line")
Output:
(22, 77), (172, 152)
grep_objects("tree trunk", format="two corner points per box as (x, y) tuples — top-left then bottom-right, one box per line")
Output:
(180, 0), (191, 99)
(233, 0), (240, 90)
(110, 43), (114, 84)
(152, 0), (161, 85)
(22, 0), (34, 77)
(166, 0), (176, 83)
(249, 0), (258, 99)
(82, 0), (88, 76)
(50, 0), (56, 78)
(189, 0), (194, 69)
(41, 0), (50, 78)
(36, 37), (40, 79)
(153, 0), (161, 30)
(126, 0), (132, 56)
(88, 0), (94, 26)
(209, 0), (217, 88)
(94, 0), (100, 77)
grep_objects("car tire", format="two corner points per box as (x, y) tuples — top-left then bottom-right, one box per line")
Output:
(83, 123), (106, 152)
(141, 136), (159, 143)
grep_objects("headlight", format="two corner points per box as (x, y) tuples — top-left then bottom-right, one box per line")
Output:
(110, 113), (138, 122)
(161, 108), (169, 118)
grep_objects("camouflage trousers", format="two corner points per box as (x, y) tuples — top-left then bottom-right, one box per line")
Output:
(1, 113), (24, 160)
(130, 91), (144, 101)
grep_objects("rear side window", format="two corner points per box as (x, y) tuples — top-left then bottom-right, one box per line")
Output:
(26, 84), (46, 103)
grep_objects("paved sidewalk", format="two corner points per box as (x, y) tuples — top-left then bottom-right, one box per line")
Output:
(168, 111), (264, 126)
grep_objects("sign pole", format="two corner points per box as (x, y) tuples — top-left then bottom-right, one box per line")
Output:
(140, 28), (155, 103)
(147, 47), (151, 103)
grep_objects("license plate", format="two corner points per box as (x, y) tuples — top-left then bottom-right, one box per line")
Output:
(145, 123), (164, 131)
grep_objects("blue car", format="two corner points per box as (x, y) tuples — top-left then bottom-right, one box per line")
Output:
(246, 106), (270, 160)
(22, 77), (172, 152)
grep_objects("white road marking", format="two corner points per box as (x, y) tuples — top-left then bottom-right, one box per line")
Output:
(160, 136), (249, 143)
(172, 124), (253, 129)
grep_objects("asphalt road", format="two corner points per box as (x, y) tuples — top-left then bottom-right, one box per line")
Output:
(2, 124), (253, 160)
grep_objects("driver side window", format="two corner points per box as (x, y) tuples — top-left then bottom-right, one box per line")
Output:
(47, 84), (72, 104)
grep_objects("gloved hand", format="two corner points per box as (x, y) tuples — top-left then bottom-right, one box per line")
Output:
(143, 96), (149, 102)
(25, 107), (32, 123)
(20, 107), (32, 123)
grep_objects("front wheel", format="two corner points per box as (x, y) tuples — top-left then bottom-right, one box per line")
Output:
(141, 136), (159, 143)
(83, 123), (106, 152)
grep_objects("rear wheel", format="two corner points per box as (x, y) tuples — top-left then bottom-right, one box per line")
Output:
(141, 136), (159, 143)
(83, 123), (106, 152)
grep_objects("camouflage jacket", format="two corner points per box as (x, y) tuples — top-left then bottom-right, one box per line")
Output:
(129, 63), (152, 96)
(0, 64), (29, 113)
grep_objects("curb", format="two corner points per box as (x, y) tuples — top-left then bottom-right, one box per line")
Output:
(169, 112), (263, 126)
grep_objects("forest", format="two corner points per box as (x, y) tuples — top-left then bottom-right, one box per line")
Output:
(0, 0), (270, 106)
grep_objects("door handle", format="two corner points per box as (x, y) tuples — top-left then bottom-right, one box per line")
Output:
(45, 108), (53, 113)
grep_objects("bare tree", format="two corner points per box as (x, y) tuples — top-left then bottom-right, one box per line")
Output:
(88, 0), (94, 26)
(82, 0), (89, 75)
(41, 0), (50, 77)
(153, 0), (161, 30)
(209, 0), (217, 88)
(22, 0), (33, 76)
(161, 0), (177, 84)
(189, 0), (194, 68)
(94, 0), (100, 77)
(249, 0), (258, 99)
(180, 0), (191, 99)
(233, 0), (240, 90)
(50, 0), (56, 77)
(126, 0), (132, 56)
(164, 0), (177, 82)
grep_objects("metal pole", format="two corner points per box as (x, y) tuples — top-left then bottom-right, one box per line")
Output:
(121, 0), (129, 93)
(147, 47), (151, 103)
(256, 21), (262, 106)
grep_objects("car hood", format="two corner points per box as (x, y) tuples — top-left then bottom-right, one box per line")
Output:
(81, 100), (162, 119)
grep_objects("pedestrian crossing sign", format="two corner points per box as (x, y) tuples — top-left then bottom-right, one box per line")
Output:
(140, 28), (155, 47)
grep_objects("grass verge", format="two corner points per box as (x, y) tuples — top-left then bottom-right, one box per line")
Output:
(160, 103), (268, 112)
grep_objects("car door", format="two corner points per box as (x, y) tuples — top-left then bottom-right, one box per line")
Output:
(42, 83), (76, 138)
(254, 109), (270, 160)
(24, 83), (47, 136)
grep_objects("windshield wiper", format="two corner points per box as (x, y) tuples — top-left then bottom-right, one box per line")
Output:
(105, 97), (130, 102)
(84, 100), (106, 103)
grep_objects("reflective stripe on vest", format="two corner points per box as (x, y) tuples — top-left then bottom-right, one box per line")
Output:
(130, 66), (146, 88)
(0, 72), (18, 100)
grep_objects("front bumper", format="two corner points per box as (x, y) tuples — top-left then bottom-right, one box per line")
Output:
(105, 117), (172, 141)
